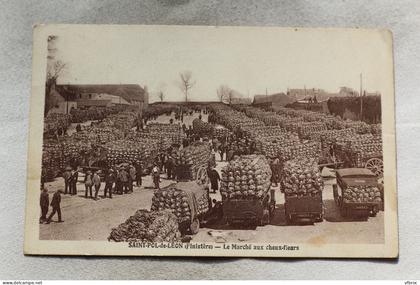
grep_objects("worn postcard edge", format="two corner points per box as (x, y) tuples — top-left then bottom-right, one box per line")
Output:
(24, 24), (399, 258)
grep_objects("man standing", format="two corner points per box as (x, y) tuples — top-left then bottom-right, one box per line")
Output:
(103, 168), (115, 198)
(84, 170), (93, 198)
(135, 162), (142, 187)
(119, 167), (129, 194)
(39, 187), (49, 224)
(115, 168), (123, 195)
(152, 165), (160, 190)
(272, 157), (280, 187)
(165, 155), (174, 180)
(46, 189), (63, 224)
(93, 170), (101, 200)
(129, 165), (136, 193)
(70, 167), (79, 195)
(63, 167), (72, 195)
(208, 167), (221, 194)
(219, 142), (225, 162)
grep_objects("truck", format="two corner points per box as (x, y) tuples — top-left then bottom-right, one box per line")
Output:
(222, 189), (276, 226)
(284, 192), (324, 224)
(333, 168), (383, 219)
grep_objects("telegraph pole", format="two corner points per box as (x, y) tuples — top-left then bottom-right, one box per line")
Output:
(360, 73), (363, 120)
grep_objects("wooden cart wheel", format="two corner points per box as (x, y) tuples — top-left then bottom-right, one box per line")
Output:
(365, 158), (383, 178)
(190, 218), (200, 235)
(196, 166), (209, 185)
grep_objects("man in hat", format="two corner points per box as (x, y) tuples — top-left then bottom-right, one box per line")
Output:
(271, 157), (280, 187)
(119, 167), (130, 194)
(70, 167), (79, 195)
(165, 155), (174, 180)
(135, 162), (143, 187)
(103, 168), (115, 198)
(84, 170), (93, 198)
(39, 187), (49, 223)
(115, 167), (123, 195)
(46, 189), (63, 224)
(92, 170), (101, 200)
(207, 167), (221, 194)
(62, 166), (72, 195)
(152, 164), (160, 190)
(129, 165), (136, 193)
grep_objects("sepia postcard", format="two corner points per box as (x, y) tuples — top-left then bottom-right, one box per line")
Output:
(24, 24), (398, 257)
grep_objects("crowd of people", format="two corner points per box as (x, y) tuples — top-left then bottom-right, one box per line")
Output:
(39, 107), (268, 225)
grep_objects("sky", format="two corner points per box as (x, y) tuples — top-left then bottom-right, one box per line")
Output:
(52, 25), (392, 103)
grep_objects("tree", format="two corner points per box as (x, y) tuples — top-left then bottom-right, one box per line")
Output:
(158, 91), (164, 102)
(226, 88), (235, 105)
(217, 85), (230, 103)
(216, 85), (236, 105)
(45, 35), (66, 116)
(179, 71), (195, 102)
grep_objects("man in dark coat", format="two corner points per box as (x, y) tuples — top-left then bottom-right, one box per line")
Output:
(46, 189), (63, 223)
(103, 168), (115, 198)
(119, 167), (130, 194)
(208, 167), (221, 193)
(70, 168), (79, 195)
(165, 155), (174, 179)
(152, 165), (160, 189)
(39, 187), (49, 223)
(129, 165), (136, 193)
(219, 142), (226, 161)
(115, 168), (123, 195)
(135, 162), (142, 187)
(62, 167), (72, 194)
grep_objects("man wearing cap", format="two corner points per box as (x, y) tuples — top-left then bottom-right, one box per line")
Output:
(103, 168), (115, 198)
(46, 189), (63, 224)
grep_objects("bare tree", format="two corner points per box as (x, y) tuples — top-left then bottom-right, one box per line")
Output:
(226, 88), (235, 105)
(179, 71), (195, 102)
(45, 35), (66, 116)
(217, 85), (230, 103)
(217, 85), (236, 105)
(158, 91), (164, 102)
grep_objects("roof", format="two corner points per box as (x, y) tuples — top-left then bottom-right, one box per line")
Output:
(336, 168), (375, 178)
(336, 168), (378, 187)
(57, 84), (146, 103)
(336, 168), (376, 178)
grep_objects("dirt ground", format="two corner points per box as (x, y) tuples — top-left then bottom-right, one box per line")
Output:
(40, 157), (384, 244)
(39, 111), (384, 244)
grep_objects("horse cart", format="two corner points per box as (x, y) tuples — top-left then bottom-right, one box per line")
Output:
(318, 145), (383, 178)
